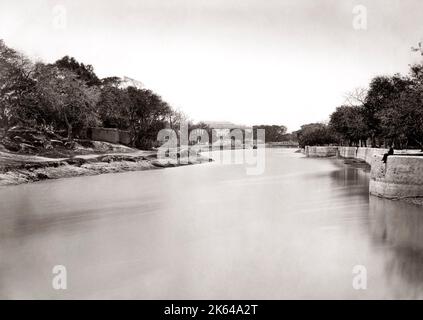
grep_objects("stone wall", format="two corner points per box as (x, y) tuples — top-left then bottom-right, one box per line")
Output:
(369, 155), (423, 199)
(89, 128), (131, 145)
(356, 148), (387, 164)
(337, 146), (388, 164)
(305, 145), (423, 200)
(304, 146), (338, 157)
(338, 146), (358, 159)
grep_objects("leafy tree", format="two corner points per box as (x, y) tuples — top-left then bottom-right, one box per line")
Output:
(33, 64), (100, 139)
(55, 56), (101, 86)
(376, 68), (423, 149)
(296, 123), (338, 148)
(0, 40), (36, 136)
(100, 76), (122, 87)
(363, 75), (410, 146)
(405, 65), (423, 149)
(252, 125), (287, 142)
(125, 87), (172, 148)
(329, 105), (368, 146)
(97, 84), (130, 129)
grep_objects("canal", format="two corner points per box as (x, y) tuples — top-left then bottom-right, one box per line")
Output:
(0, 148), (422, 299)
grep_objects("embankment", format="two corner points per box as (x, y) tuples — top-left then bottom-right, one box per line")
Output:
(304, 146), (423, 204)
(0, 149), (211, 187)
(370, 155), (423, 201)
(304, 146), (338, 157)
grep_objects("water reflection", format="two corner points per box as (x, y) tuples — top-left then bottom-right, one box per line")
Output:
(369, 196), (423, 298)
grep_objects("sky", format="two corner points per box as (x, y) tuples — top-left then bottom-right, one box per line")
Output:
(1, 0), (423, 131)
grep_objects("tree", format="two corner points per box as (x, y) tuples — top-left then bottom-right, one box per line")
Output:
(329, 105), (368, 146)
(97, 84), (130, 129)
(54, 56), (101, 86)
(100, 76), (122, 87)
(296, 123), (338, 148)
(405, 64), (423, 149)
(252, 125), (287, 142)
(125, 87), (172, 148)
(343, 87), (367, 106)
(0, 40), (36, 136)
(363, 75), (410, 146)
(376, 67), (423, 149)
(0, 41), (181, 150)
(33, 64), (100, 139)
(168, 108), (189, 131)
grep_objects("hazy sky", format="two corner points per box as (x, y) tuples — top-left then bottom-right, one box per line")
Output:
(1, 0), (423, 131)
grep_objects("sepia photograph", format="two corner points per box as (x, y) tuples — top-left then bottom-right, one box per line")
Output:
(1, 0), (423, 307)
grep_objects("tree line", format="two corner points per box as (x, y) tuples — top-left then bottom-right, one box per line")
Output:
(4, 40), (422, 151)
(295, 61), (423, 150)
(0, 40), (295, 149)
(0, 40), (193, 149)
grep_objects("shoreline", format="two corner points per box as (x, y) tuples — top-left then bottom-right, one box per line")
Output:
(340, 157), (423, 206)
(0, 150), (212, 187)
(305, 146), (423, 206)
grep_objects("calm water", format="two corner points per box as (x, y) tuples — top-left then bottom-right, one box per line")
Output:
(0, 148), (422, 299)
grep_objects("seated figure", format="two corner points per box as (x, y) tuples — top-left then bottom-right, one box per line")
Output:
(382, 147), (394, 163)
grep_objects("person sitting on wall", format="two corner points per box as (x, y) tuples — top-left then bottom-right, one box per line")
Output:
(382, 146), (394, 163)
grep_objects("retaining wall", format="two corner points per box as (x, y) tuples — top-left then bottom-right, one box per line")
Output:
(369, 155), (423, 199)
(305, 145), (423, 200)
(304, 146), (338, 157)
(89, 127), (131, 145)
(337, 146), (388, 165)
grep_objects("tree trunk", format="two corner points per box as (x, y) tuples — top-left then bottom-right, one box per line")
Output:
(63, 113), (73, 140)
(129, 125), (137, 147)
(67, 125), (73, 140)
(1, 124), (9, 140)
(371, 134), (376, 148)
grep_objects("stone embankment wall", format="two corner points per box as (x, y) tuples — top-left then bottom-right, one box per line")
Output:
(89, 128), (131, 145)
(304, 146), (338, 157)
(338, 146), (388, 164)
(370, 155), (423, 199)
(304, 146), (423, 200)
